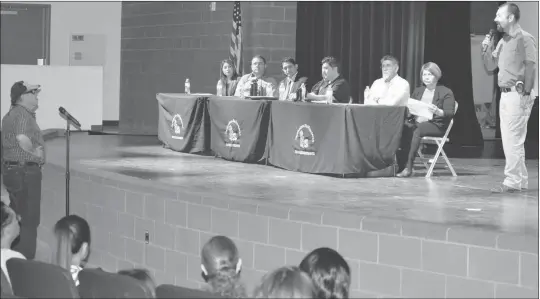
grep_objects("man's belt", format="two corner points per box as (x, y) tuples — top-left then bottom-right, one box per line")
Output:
(501, 81), (524, 93)
(2, 161), (42, 167)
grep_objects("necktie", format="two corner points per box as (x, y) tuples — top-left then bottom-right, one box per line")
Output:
(285, 79), (292, 99)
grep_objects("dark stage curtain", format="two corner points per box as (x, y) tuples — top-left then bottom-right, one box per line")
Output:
(295, 1), (426, 103)
(424, 2), (483, 146)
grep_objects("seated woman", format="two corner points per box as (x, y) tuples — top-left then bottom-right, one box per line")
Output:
(253, 266), (316, 298)
(53, 215), (91, 286)
(118, 268), (157, 298)
(217, 59), (240, 96)
(299, 247), (350, 299)
(396, 62), (456, 177)
(201, 235), (247, 297)
(0, 201), (25, 292)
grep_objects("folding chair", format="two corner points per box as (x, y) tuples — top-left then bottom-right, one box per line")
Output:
(417, 102), (459, 178)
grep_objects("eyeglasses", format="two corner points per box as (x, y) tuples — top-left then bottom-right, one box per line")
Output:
(381, 64), (395, 69)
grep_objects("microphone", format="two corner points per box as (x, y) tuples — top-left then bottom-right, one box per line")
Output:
(482, 29), (497, 53)
(59, 107), (81, 129)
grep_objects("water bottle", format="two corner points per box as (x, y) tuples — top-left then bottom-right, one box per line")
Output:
(217, 80), (223, 96)
(301, 84), (306, 101)
(325, 87), (333, 103)
(185, 78), (191, 94)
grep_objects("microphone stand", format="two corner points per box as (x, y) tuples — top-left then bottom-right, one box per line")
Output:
(65, 119), (71, 216)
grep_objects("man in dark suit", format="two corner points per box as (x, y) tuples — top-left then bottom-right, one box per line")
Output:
(278, 57), (308, 101)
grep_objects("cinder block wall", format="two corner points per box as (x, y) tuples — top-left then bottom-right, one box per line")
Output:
(36, 163), (538, 298)
(119, 1), (297, 134)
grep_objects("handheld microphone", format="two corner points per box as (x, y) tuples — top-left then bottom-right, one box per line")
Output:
(59, 107), (81, 129)
(482, 29), (497, 53)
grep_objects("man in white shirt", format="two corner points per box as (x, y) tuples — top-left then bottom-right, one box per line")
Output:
(234, 55), (278, 98)
(364, 55), (410, 106)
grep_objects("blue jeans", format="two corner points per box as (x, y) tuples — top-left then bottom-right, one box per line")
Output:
(2, 163), (42, 260)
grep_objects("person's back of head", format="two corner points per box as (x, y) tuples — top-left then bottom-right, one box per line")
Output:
(253, 266), (316, 298)
(299, 247), (350, 299)
(0, 201), (20, 249)
(201, 235), (246, 298)
(54, 215), (91, 270)
(118, 268), (156, 298)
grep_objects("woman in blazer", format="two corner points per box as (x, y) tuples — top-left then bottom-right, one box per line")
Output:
(216, 59), (239, 96)
(396, 62), (456, 177)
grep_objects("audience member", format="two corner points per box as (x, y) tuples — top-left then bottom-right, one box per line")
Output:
(364, 55), (410, 106)
(253, 266), (316, 298)
(118, 268), (157, 298)
(299, 247), (350, 299)
(53, 214), (91, 286)
(0, 201), (25, 287)
(217, 59), (240, 96)
(201, 235), (247, 298)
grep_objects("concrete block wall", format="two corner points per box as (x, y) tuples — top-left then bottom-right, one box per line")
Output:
(36, 162), (538, 298)
(119, 1), (297, 134)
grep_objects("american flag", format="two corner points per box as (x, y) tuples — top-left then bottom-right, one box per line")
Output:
(230, 1), (243, 75)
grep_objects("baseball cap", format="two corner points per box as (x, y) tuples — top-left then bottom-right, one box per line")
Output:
(10, 81), (41, 104)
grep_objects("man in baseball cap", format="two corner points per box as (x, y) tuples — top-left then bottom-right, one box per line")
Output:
(2, 80), (45, 259)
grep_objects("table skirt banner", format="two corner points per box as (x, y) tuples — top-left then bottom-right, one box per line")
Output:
(156, 93), (210, 153)
(207, 96), (271, 163)
(268, 101), (349, 174)
(344, 105), (407, 174)
(268, 102), (406, 175)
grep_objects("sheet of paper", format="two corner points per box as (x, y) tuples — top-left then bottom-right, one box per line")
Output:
(407, 99), (433, 120)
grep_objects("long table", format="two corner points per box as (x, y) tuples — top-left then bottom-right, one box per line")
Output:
(156, 93), (406, 176)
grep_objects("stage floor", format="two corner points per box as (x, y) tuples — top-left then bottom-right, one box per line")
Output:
(45, 133), (538, 235)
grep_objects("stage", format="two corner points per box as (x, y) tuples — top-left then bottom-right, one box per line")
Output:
(34, 132), (538, 298)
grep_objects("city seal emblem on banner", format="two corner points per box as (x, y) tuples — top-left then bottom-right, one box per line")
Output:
(225, 119), (241, 148)
(294, 124), (315, 156)
(171, 114), (184, 140)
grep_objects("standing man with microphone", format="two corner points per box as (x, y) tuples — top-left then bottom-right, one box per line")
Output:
(2, 81), (45, 259)
(482, 3), (537, 193)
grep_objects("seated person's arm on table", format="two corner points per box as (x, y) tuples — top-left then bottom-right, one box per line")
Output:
(266, 78), (278, 97)
(306, 81), (326, 101)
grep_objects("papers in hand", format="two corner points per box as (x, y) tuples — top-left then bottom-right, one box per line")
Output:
(407, 99), (433, 120)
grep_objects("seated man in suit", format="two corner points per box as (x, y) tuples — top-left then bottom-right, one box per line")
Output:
(307, 56), (351, 104)
(278, 57), (308, 101)
(364, 55), (410, 106)
(234, 55), (278, 98)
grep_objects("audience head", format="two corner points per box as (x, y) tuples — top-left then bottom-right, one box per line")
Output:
(118, 268), (156, 298)
(253, 266), (316, 298)
(201, 235), (246, 297)
(252, 55), (267, 77)
(380, 55), (399, 81)
(420, 62), (442, 88)
(220, 59), (239, 81)
(54, 215), (91, 270)
(281, 57), (299, 78)
(321, 56), (341, 81)
(299, 247), (351, 299)
(0, 201), (20, 248)
(10, 81), (41, 109)
(495, 3), (520, 32)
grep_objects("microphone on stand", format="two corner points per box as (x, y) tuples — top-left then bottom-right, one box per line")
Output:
(482, 29), (497, 53)
(59, 107), (81, 129)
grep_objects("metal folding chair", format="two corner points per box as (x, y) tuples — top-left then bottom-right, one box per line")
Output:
(417, 102), (459, 178)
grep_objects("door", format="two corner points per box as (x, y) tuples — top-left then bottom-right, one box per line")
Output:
(0, 3), (51, 65)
